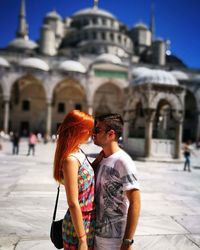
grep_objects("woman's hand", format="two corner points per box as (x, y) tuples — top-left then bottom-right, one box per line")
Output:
(78, 235), (88, 250)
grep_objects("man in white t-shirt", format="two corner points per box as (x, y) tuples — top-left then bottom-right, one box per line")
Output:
(92, 113), (141, 250)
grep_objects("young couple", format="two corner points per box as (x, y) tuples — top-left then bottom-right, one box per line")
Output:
(53, 110), (141, 250)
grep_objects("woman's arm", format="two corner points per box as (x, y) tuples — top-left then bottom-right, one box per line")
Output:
(62, 156), (88, 250)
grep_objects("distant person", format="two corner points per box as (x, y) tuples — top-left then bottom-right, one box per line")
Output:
(183, 140), (193, 172)
(27, 132), (37, 156)
(12, 132), (20, 155)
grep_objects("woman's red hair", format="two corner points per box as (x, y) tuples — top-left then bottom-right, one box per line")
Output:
(53, 110), (94, 183)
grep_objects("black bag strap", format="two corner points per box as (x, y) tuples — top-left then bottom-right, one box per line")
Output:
(52, 184), (60, 222)
(79, 148), (91, 165)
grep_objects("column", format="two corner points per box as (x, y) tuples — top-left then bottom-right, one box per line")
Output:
(46, 101), (52, 138)
(3, 99), (10, 134)
(175, 121), (183, 159)
(123, 121), (129, 141)
(144, 109), (155, 158)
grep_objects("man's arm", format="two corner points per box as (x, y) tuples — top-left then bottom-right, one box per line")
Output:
(120, 189), (141, 250)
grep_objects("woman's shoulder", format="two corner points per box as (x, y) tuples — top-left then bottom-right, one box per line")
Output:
(69, 150), (85, 165)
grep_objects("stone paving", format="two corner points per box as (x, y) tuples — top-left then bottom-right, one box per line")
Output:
(0, 139), (200, 250)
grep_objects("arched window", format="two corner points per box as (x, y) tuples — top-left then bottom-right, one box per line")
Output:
(22, 100), (30, 111)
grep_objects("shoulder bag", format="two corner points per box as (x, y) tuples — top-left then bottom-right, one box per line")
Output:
(50, 185), (63, 249)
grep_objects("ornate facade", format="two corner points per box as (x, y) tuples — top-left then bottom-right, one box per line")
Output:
(0, 0), (200, 159)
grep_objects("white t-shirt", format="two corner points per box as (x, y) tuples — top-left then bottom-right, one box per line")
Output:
(95, 149), (140, 242)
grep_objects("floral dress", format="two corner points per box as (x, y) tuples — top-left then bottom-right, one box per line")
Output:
(62, 151), (95, 250)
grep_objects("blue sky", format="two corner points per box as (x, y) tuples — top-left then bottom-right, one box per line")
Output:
(0, 0), (199, 68)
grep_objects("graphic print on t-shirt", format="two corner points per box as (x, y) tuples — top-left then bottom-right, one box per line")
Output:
(96, 165), (125, 237)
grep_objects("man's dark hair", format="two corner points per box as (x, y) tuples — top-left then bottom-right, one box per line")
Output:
(95, 113), (124, 140)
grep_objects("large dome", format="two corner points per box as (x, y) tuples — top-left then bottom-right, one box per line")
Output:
(58, 60), (86, 73)
(19, 58), (49, 71)
(8, 38), (38, 50)
(73, 7), (115, 19)
(133, 68), (178, 86)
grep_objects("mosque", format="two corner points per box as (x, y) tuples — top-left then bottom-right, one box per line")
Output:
(0, 0), (199, 159)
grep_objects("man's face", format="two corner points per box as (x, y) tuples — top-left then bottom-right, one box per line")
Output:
(92, 121), (110, 147)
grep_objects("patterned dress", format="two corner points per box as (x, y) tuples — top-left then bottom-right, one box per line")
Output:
(62, 150), (95, 250)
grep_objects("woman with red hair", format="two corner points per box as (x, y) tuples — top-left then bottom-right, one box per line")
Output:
(53, 110), (95, 250)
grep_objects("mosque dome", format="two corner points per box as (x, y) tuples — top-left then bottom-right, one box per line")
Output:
(133, 22), (148, 30)
(8, 38), (38, 50)
(170, 70), (189, 80)
(73, 8), (115, 19)
(94, 53), (122, 64)
(19, 58), (49, 71)
(133, 68), (179, 86)
(132, 67), (151, 77)
(58, 60), (86, 73)
(0, 57), (10, 67)
(45, 10), (62, 20)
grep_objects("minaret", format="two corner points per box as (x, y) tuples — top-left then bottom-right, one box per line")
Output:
(93, 0), (99, 9)
(150, 1), (155, 41)
(16, 0), (28, 39)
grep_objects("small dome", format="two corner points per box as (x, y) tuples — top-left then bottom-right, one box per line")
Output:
(134, 69), (178, 86)
(0, 57), (10, 67)
(94, 53), (122, 64)
(58, 60), (86, 73)
(45, 10), (62, 20)
(132, 67), (151, 77)
(170, 70), (189, 80)
(133, 22), (148, 30)
(8, 38), (38, 50)
(73, 8), (115, 19)
(19, 58), (49, 71)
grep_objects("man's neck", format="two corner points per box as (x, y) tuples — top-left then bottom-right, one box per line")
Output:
(103, 142), (120, 158)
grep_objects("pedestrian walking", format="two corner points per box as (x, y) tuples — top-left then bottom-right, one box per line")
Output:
(183, 140), (195, 172)
(12, 132), (20, 155)
(92, 113), (141, 250)
(53, 110), (95, 250)
(27, 132), (37, 156)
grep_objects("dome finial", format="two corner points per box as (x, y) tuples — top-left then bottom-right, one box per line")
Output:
(93, 0), (99, 9)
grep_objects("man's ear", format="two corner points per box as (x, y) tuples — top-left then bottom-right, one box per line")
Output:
(108, 129), (116, 139)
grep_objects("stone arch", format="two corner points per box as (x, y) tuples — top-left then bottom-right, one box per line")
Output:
(128, 100), (145, 138)
(150, 92), (183, 111)
(93, 82), (124, 116)
(153, 99), (176, 139)
(10, 74), (46, 136)
(124, 90), (146, 138)
(52, 78), (87, 133)
(183, 90), (198, 141)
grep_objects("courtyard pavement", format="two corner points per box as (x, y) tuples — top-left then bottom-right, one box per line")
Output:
(0, 139), (200, 250)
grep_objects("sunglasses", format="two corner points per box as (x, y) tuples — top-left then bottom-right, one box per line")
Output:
(93, 127), (103, 134)
(93, 127), (112, 134)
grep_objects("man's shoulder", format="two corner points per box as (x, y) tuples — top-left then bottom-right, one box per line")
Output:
(117, 149), (134, 163)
